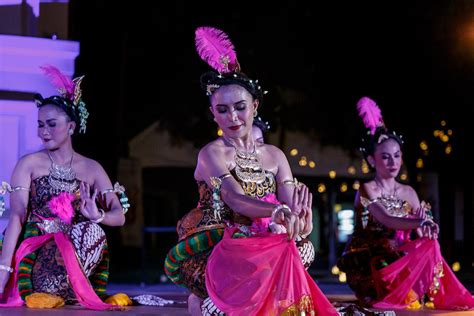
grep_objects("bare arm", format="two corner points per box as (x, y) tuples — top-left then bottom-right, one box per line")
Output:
(273, 147), (296, 209)
(0, 157), (31, 292)
(81, 162), (125, 227)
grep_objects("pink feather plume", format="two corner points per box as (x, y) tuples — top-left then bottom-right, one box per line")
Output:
(48, 192), (75, 224)
(357, 96), (384, 135)
(40, 64), (75, 100)
(195, 26), (238, 73)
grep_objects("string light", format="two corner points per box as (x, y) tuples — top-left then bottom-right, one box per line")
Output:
(317, 183), (326, 193)
(340, 183), (348, 193)
(352, 181), (360, 190)
(347, 166), (356, 175)
(420, 141), (428, 151)
(416, 158), (424, 169)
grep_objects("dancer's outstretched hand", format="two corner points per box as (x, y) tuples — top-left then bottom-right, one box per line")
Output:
(272, 206), (300, 240)
(79, 181), (102, 221)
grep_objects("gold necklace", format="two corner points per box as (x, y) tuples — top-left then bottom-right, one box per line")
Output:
(223, 137), (266, 184)
(374, 178), (408, 217)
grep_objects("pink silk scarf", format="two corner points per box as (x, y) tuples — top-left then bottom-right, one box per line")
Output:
(206, 228), (338, 315)
(0, 232), (117, 310)
(373, 237), (474, 310)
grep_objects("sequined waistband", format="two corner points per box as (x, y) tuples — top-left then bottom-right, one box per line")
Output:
(37, 219), (72, 234)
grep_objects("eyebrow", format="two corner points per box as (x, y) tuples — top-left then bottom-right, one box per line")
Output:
(381, 151), (401, 155)
(37, 119), (57, 123)
(215, 100), (246, 108)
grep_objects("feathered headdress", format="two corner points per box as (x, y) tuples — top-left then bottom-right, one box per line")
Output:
(195, 26), (239, 74)
(356, 96), (384, 135)
(195, 26), (266, 100)
(357, 96), (403, 156)
(38, 65), (89, 133)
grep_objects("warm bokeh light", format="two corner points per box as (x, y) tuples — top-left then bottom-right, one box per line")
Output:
(447, 129), (453, 136)
(420, 141), (428, 151)
(361, 160), (370, 174)
(347, 166), (356, 175)
(334, 204), (342, 212)
(441, 120), (447, 127)
(445, 144), (452, 155)
(309, 161), (316, 168)
(317, 183), (326, 193)
(331, 265), (340, 275)
(352, 181), (360, 190)
(329, 170), (336, 179)
(452, 262), (461, 272)
(338, 272), (347, 283)
(441, 135), (449, 142)
(299, 156), (307, 167)
(340, 183), (348, 193)
(416, 158), (424, 169)
(290, 148), (298, 156)
(400, 173), (408, 181)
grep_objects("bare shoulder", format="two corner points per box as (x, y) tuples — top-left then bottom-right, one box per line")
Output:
(263, 143), (283, 154)
(77, 153), (103, 171)
(74, 153), (108, 183)
(361, 180), (379, 199)
(197, 139), (228, 162)
(398, 183), (419, 201)
(15, 151), (48, 172)
(199, 139), (223, 154)
(17, 151), (43, 165)
(261, 144), (286, 160)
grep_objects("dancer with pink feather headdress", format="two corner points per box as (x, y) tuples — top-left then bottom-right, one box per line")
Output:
(164, 26), (338, 315)
(0, 65), (129, 310)
(336, 97), (474, 311)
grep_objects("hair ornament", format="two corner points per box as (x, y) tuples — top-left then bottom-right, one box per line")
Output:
(39, 65), (89, 133)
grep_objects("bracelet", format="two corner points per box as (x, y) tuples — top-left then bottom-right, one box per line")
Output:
(271, 204), (290, 220)
(0, 264), (13, 273)
(281, 177), (301, 187)
(90, 209), (105, 224)
(420, 219), (434, 227)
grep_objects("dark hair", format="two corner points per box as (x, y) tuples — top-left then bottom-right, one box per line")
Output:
(200, 71), (265, 105)
(360, 126), (404, 160)
(34, 93), (79, 125)
(253, 116), (270, 133)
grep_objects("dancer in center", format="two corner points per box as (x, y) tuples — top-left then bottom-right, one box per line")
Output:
(164, 27), (337, 315)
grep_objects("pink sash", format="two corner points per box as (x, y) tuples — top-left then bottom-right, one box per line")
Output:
(373, 238), (474, 310)
(206, 229), (338, 315)
(0, 232), (117, 310)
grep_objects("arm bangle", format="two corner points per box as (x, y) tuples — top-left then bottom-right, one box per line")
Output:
(91, 209), (105, 224)
(271, 204), (290, 219)
(0, 264), (13, 273)
(420, 219), (434, 227)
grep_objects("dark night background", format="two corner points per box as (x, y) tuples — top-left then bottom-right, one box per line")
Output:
(70, 1), (473, 172)
(65, 1), (473, 280)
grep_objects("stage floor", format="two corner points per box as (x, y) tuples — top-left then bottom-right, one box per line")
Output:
(0, 283), (472, 315)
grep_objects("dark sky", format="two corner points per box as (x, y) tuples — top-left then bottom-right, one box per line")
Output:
(69, 1), (474, 178)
